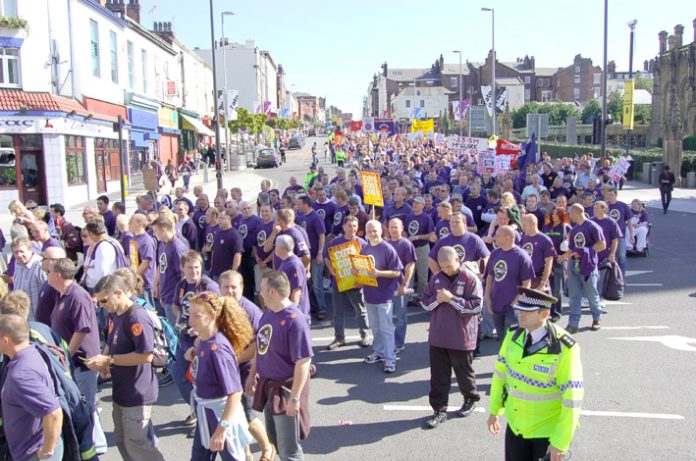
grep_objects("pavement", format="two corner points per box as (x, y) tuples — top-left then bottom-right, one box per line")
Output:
(616, 182), (696, 215)
(13, 139), (696, 460)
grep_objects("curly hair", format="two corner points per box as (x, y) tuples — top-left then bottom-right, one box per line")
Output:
(190, 292), (254, 356)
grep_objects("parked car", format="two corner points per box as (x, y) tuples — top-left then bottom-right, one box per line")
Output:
(288, 137), (303, 149)
(255, 148), (280, 168)
(307, 128), (316, 137)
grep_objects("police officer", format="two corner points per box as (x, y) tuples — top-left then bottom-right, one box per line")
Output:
(487, 287), (583, 461)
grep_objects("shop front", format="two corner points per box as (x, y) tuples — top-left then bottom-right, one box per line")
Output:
(158, 106), (180, 167)
(83, 97), (127, 195)
(179, 109), (214, 155)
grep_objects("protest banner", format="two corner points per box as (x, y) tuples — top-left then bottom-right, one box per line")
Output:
(623, 80), (635, 130)
(494, 154), (515, 176)
(328, 240), (362, 292)
(360, 171), (384, 208)
(609, 157), (630, 183)
(349, 254), (378, 287)
(478, 148), (496, 175)
(446, 136), (488, 158)
(411, 119), (434, 135)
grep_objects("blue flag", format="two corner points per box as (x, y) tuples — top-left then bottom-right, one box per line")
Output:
(518, 133), (537, 181)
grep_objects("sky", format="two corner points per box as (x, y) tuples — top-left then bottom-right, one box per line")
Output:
(138, 0), (693, 118)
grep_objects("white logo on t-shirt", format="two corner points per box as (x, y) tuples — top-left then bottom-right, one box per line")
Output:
(408, 220), (419, 236)
(574, 232), (586, 248)
(522, 242), (534, 257)
(159, 252), (168, 273)
(493, 260), (508, 282)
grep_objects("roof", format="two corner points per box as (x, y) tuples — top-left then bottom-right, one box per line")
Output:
(536, 67), (560, 77)
(496, 77), (524, 86)
(441, 63), (479, 75)
(387, 68), (429, 82)
(0, 90), (92, 117)
(396, 86), (454, 97)
(599, 86), (652, 105)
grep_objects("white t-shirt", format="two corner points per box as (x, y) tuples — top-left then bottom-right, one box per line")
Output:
(84, 239), (118, 289)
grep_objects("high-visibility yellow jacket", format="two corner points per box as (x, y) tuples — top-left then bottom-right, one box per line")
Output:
(489, 322), (583, 452)
(335, 150), (346, 161)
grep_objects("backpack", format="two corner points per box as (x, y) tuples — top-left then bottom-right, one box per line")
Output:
(600, 260), (624, 301)
(61, 222), (83, 250)
(134, 297), (178, 369)
(93, 237), (130, 269)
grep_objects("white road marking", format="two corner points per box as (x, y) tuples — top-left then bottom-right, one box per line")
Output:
(313, 335), (361, 342)
(383, 405), (684, 420)
(601, 326), (670, 331)
(602, 300), (633, 306)
(624, 270), (654, 277)
(626, 283), (663, 287)
(610, 335), (696, 352)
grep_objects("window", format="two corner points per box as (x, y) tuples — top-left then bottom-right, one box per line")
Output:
(405, 100), (411, 108)
(94, 137), (120, 181)
(541, 90), (552, 102)
(573, 88), (580, 100)
(90, 19), (100, 77)
(109, 31), (118, 84)
(536, 78), (543, 87)
(0, 0), (17, 17)
(574, 65), (580, 74)
(450, 77), (458, 87)
(141, 49), (148, 93)
(127, 41), (134, 89)
(426, 80), (434, 87)
(65, 136), (86, 185)
(0, 135), (16, 188)
(420, 100), (425, 108)
(524, 76), (531, 84)
(524, 88), (531, 102)
(0, 47), (20, 87)
(593, 73), (601, 85)
(574, 75), (581, 84)
(594, 87), (600, 99)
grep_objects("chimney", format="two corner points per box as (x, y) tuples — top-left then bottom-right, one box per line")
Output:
(104, 0), (126, 18)
(607, 60), (616, 78)
(659, 31), (668, 53)
(530, 56), (535, 70)
(383, 62), (388, 77)
(693, 18), (696, 43)
(643, 60), (649, 72)
(674, 24), (684, 47)
(126, 0), (140, 23)
(152, 21), (175, 42)
(668, 35), (676, 50)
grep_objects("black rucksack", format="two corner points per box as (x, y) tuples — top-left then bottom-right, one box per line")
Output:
(601, 260), (624, 301)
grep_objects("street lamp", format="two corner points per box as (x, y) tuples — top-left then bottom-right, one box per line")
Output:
(452, 50), (463, 138)
(481, 7), (496, 136)
(221, 11), (234, 171)
(600, 0), (608, 157)
(208, 0), (223, 189)
(626, 19), (637, 158)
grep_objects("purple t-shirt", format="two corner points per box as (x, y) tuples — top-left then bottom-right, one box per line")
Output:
(362, 240), (403, 304)
(387, 237), (417, 285)
(202, 224), (221, 271)
(404, 213), (434, 248)
(40, 238), (63, 254)
(254, 220), (275, 262)
(239, 215), (262, 252)
(429, 232), (490, 263)
(1, 346), (60, 461)
(383, 202), (413, 226)
(273, 225), (310, 269)
(332, 204), (350, 235)
(278, 255), (310, 319)
(607, 201), (632, 233)
(130, 232), (157, 290)
(192, 207), (210, 250)
(51, 282), (101, 362)
(313, 200), (337, 233)
(569, 219), (605, 269)
(210, 227), (243, 280)
(255, 304), (314, 382)
(231, 213), (243, 230)
(485, 247), (535, 313)
(519, 233), (557, 276)
(107, 305), (158, 407)
(435, 220), (451, 239)
(102, 210), (117, 236)
(179, 219), (198, 251)
(592, 217), (622, 262)
(298, 210), (326, 258)
(157, 237), (189, 304)
(35, 282), (60, 326)
(543, 223), (572, 254)
(175, 277), (220, 349)
(238, 296), (263, 384)
(193, 331), (242, 399)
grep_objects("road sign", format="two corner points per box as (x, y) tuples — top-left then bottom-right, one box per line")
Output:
(469, 106), (488, 133)
(526, 113), (549, 138)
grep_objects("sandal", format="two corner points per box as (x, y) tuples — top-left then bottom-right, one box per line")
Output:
(259, 445), (276, 461)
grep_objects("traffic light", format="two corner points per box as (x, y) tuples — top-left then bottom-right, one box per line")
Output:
(592, 117), (601, 144)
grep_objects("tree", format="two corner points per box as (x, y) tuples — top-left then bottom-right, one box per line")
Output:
(634, 104), (651, 124)
(511, 101), (579, 128)
(634, 72), (653, 94)
(228, 108), (255, 134)
(581, 99), (602, 123)
(607, 91), (623, 123)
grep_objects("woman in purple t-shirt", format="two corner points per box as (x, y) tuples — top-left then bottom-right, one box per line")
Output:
(187, 292), (255, 461)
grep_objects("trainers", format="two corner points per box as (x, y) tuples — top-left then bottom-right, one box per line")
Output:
(326, 339), (345, 350)
(566, 325), (579, 334)
(591, 321), (601, 331)
(457, 399), (477, 417)
(384, 362), (396, 373)
(359, 337), (372, 348)
(394, 346), (405, 354)
(315, 311), (326, 321)
(425, 411), (447, 429)
(184, 415), (197, 427)
(363, 353), (384, 364)
(158, 371), (174, 387)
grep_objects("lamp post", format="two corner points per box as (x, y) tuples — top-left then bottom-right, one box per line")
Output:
(600, 0), (608, 157)
(221, 11), (234, 171)
(453, 50), (462, 138)
(626, 19), (637, 159)
(208, 0), (223, 189)
(482, 7), (496, 136)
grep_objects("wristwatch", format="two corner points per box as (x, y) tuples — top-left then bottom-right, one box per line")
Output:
(38, 449), (54, 459)
(109, 356), (115, 368)
(290, 395), (300, 404)
(219, 419), (231, 429)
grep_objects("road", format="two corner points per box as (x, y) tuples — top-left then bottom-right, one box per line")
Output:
(97, 138), (696, 460)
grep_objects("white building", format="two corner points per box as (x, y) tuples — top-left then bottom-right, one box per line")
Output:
(391, 87), (453, 120)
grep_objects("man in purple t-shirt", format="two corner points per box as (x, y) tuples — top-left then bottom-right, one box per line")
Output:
(429, 213), (490, 274)
(0, 315), (64, 461)
(387, 218), (417, 353)
(592, 200), (621, 296)
(88, 274), (165, 461)
(520, 214), (556, 291)
(485, 226), (535, 339)
(562, 204), (606, 333)
(253, 205), (276, 302)
(248, 271), (313, 461)
(209, 209), (243, 281)
(238, 201), (263, 299)
(29, 220), (63, 256)
(404, 196), (435, 296)
(605, 188), (632, 276)
(275, 235), (310, 320)
(152, 217), (189, 326)
(360, 220), (403, 373)
(296, 195), (327, 320)
(128, 213), (157, 305)
(312, 187), (337, 238)
(264, 208), (311, 271)
(97, 194), (117, 236)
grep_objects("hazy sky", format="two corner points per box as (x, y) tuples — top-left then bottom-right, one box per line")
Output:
(138, 0), (692, 118)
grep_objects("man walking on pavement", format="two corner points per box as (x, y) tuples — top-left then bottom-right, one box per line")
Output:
(488, 287), (583, 461)
(422, 246), (483, 429)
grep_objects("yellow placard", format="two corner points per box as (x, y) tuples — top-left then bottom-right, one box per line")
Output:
(328, 240), (361, 292)
(349, 254), (378, 287)
(623, 80), (635, 130)
(411, 118), (434, 135)
(359, 171), (384, 207)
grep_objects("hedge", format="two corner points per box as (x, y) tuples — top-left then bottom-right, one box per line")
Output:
(538, 143), (696, 176)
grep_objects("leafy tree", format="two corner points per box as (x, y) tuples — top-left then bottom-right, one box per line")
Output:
(634, 72), (653, 94)
(581, 99), (602, 123)
(228, 108), (255, 134)
(511, 101), (579, 128)
(607, 91), (623, 123)
(634, 104), (651, 124)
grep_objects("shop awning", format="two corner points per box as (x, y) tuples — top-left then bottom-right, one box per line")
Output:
(181, 113), (214, 137)
(130, 130), (149, 148)
(145, 132), (161, 140)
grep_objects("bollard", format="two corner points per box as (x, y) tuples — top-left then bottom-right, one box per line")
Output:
(687, 172), (696, 188)
(203, 163), (209, 183)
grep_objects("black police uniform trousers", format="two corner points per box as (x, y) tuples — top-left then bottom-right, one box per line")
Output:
(428, 346), (479, 411)
(505, 425), (550, 461)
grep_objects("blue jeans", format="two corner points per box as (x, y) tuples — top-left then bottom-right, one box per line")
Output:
(310, 260), (326, 313)
(74, 367), (107, 454)
(190, 424), (239, 461)
(28, 438), (63, 461)
(392, 295), (408, 349)
(171, 337), (193, 404)
(365, 301), (396, 365)
(568, 266), (602, 327)
(161, 303), (176, 327)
